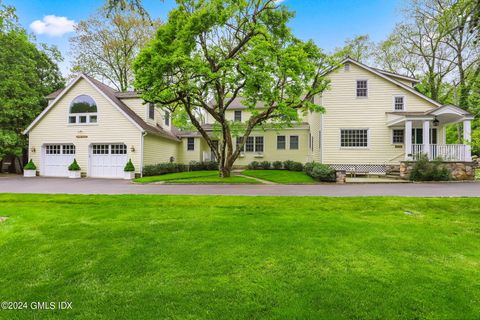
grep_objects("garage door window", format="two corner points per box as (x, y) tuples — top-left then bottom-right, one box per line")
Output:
(111, 144), (127, 154)
(93, 144), (109, 154)
(63, 145), (76, 154)
(46, 145), (61, 154)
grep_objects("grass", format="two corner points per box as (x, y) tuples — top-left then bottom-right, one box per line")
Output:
(134, 170), (259, 184)
(0, 194), (479, 319)
(242, 169), (316, 184)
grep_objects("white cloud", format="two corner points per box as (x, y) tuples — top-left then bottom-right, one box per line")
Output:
(30, 15), (75, 37)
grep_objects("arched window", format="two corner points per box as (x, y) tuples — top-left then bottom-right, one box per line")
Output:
(68, 95), (98, 124)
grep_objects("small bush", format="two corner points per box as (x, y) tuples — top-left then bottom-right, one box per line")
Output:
(248, 161), (260, 170)
(409, 154), (450, 181)
(272, 161), (283, 170)
(260, 161), (271, 170)
(305, 162), (336, 182)
(189, 161), (218, 171)
(68, 159), (81, 171)
(24, 159), (36, 170)
(282, 160), (303, 171)
(124, 159), (135, 172)
(143, 163), (187, 176)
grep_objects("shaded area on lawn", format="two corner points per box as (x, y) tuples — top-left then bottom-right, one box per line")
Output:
(0, 194), (479, 319)
(134, 170), (259, 184)
(242, 169), (316, 184)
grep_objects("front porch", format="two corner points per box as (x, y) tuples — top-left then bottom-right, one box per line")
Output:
(387, 105), (474, 162)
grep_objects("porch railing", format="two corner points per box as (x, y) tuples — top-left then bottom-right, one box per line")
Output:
(411, 144), (466, 161)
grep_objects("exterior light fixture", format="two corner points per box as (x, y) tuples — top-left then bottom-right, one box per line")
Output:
(130, 146), (135, 152)
(30, 147), (36, 153)
(432, 117), (439, 127)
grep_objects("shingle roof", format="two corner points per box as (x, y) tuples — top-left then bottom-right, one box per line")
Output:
(82, 75), (180, 141)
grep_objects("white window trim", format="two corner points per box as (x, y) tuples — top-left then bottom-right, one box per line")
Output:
(289, 135), (299, 150)
(391, 128), (405, 145)
(393, 95), (406, 111)
(356, 79), (368, 98)
(276, 135), (286, 150)
(234, 110), (242, 122)
(67, 113), (98, 126)
(187, 137), (195, 151)
(339, 128), (370, 149)
(147, 103), (155, 120)
(244, 135), (264, 153)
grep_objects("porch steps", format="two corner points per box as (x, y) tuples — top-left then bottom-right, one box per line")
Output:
(384, 169), (403, 180)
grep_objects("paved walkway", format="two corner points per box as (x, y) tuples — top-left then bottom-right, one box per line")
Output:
(0, 175), (479, 196)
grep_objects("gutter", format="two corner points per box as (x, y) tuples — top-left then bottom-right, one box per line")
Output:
(140, 131), (147, 177)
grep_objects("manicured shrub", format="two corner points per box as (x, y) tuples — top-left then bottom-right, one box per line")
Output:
(247, 161), (260, 170)
(304, 162), (336, 182)
(189, 161), (218, 171)
(124, 159), (135, 172)
(272, 161), (283, 170)
(143, 163), (187, 176)
(68, 159), (81, 171)
(260, 161), (271, 170)
(281, 160), (303, 171)
(409, 154), (450, 181)
(24, 159), (36, 170)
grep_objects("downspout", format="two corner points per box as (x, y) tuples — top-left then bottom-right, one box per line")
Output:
(140, 131), (147, 177)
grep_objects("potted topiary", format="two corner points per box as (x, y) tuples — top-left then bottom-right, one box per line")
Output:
(23, 159), (37, 177)
(124, 159), (135, 179)
(68, 159), (81, 179)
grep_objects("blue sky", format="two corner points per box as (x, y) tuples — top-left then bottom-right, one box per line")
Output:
(7, 0), (402, 75)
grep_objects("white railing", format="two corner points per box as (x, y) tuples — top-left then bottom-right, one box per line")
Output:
(411, 144), (466, 161)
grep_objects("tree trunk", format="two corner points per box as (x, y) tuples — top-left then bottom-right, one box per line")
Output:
(219, 163), (231, 178)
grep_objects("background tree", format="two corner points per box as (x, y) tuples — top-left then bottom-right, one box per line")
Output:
(69, 6), (160, 92)
(133, 0), (335, 177)
(337, 34), (373, 64)
(0, 1), (64, 170)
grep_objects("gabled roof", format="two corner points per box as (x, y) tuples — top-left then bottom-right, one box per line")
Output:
(24, 74), (180, 141)
(339, 57), (442, 108)
(371, 67), (420, 84)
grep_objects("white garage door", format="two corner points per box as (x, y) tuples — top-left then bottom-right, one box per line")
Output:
(43, 144), (76, 177)
(90, 144), (128, 178)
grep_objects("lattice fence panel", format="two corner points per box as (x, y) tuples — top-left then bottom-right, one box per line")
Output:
(329, 164), (387, 174)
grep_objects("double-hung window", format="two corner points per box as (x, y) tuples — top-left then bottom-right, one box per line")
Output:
(340, 129), (368, 148)
(394, 96), (405, 111)
(392, 129), (404, 144)
(356, 80), (368, 97)
(164, 111), (170, 126)
(277, 136), (286, 150)
(289, 135), (299, 150)
(148, 103), (155, 120)
(234, 110), (242, 122)
(255, 136), (264, 152)
(187, 137), (195, 151)
(243, 136), (264, 152)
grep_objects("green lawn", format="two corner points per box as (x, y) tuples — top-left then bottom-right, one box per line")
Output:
(134, 170), (259, 184)
(0, 194), (479, 319)
(242, 169), (316, 184)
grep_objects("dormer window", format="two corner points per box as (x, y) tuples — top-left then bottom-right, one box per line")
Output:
(69, 95), (97, 124)
(394, 96), (405, 111)
(356, 80), (368, 97)
(148, 103), (155, 120)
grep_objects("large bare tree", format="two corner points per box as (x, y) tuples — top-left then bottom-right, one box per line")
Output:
(69, 6), (160, 91)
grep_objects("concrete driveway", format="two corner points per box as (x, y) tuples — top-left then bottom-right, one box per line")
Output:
(0, 175), (479, 196)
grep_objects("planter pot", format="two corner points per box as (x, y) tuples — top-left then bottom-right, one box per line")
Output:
(124, 171), (135, 180)
(23, 169), (36, 177)
(68, 170), (81, 179)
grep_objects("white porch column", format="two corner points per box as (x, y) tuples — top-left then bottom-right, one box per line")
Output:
(463, 119), (472, 161)
(423, 120), (430, 159)
(405, 120), (412, 160)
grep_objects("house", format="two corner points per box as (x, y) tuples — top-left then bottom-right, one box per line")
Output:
(24, 58), (474, 178)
